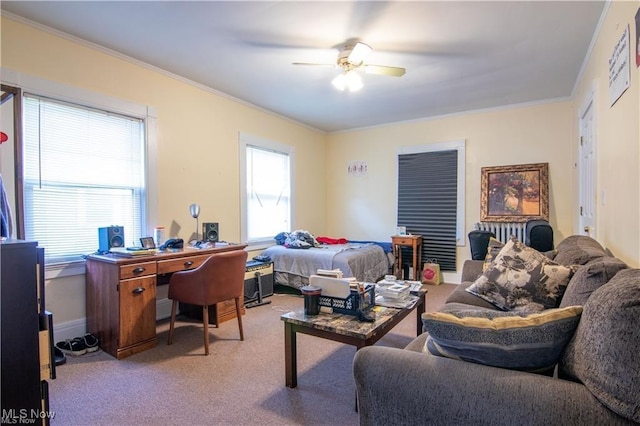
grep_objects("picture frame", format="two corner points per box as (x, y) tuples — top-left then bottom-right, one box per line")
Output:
(480, 163), (549, 222)
(140, 237), (156, 249)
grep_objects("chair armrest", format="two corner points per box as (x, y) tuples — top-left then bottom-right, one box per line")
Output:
(353, 346), (631, 425)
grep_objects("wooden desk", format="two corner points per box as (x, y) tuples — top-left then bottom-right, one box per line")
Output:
(391, 235), (423, 281)
(85, 244), (246, 359)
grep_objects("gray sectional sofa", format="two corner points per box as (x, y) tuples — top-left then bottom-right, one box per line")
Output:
(353, 235), (640, 425)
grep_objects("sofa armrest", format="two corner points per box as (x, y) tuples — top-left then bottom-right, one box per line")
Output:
(461, 259), (484, 282)
(353, 346), (632, 425)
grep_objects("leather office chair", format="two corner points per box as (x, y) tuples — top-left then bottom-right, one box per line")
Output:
(167, 249), (248, 355)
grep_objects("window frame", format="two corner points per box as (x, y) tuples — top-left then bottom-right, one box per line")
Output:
(238, 132), (295, 249)
(3, 69), (158, 278)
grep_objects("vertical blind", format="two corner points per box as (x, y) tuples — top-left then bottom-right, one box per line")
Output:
(23, 95), (145, 263)
(397, 150), (458, 271)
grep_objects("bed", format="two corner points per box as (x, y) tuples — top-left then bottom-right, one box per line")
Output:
(262, 242), (393, 290)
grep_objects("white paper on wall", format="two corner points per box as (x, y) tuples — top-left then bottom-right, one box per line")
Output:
(609, 24), (630, 107)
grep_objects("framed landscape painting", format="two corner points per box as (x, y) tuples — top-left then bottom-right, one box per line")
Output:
(480, 163), (549, 222)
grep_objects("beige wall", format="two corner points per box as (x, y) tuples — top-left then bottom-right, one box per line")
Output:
(326, 0), (640, 270)
(572, 0), (640, 267)
(1, 17), (327, 242)
(2, 1), (639, 334)
(1, 17), (327, 326)
(326, 101), (577, 272)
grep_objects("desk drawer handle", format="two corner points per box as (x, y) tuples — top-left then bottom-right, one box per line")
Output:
(132, 287), (146, 294)
(184, 261), (194, 268)
(132, 267), (146, 274)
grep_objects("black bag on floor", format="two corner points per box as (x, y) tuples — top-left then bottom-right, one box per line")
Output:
(525, 220), (554, 252)
(468, 230), (495, 260)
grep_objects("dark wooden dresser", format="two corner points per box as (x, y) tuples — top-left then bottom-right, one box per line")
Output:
(1, 239), (53, 425)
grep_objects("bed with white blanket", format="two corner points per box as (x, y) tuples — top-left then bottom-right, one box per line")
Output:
(262, 242), (393, 290)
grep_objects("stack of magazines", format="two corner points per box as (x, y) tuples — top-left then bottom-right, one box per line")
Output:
(375, 280), (419, 309)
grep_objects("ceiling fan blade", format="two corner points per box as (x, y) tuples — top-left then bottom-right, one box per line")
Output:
(292, 62), (335, 67)
(363, 65), (406, 77)
(347, 42), (372, 65)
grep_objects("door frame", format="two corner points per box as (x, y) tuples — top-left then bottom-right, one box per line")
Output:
(0, 84), (25, 238)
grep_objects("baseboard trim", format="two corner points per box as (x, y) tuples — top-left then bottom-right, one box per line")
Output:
(443, 271), (462, 284)
(51, 318), (86, 343)
(53, 298), (175, 343)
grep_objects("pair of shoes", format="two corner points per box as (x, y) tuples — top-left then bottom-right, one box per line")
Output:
(56, 338), (87, 356)
(55, 334), (100, 357)
(82, 333), (99, 353)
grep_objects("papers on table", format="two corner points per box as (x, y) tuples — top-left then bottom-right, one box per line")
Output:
(375, 294), (419, 309)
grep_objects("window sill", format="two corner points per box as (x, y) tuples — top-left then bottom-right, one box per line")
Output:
(245, 241), (276, 251)
(45, 260), (86, 279)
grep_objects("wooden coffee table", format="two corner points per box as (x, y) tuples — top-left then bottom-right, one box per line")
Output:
(281, 289), (427, 388)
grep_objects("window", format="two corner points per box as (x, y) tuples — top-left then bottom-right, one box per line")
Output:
(23, 94), (146, 264)
(239, 133), (294, 246)
(397, 140), (465, 272)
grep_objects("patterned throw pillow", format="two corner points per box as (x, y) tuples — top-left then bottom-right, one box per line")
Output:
(466, 239), (575, 311)
(559, 256), (627, 308)
(482, 237), (505, 271)
(422, 306), (583, 372)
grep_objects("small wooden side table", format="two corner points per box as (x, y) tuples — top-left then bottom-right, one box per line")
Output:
(391, 234), (423, 281)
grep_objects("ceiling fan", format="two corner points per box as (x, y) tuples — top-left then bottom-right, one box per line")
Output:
(293, 41), (406, 92)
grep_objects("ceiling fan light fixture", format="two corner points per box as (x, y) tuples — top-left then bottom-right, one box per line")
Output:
(332, 72), (347, 91)
(332, 70), (363, 92)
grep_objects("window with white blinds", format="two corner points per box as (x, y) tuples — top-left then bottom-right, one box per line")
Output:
(23, 95), (146, 264)
(397, 141), (465, 272)
(239, 133), (293, 245)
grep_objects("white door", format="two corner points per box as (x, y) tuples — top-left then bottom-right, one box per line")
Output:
(578, 97), (596, 237)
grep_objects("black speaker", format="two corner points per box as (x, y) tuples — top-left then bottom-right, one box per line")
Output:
(202, 222), (219, 242)
(526, 220), (554, 252)
(98, 226), (124, 251)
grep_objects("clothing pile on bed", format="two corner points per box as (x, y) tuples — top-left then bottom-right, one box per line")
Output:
(274, 230), (319, 249)
(274, 230), (393, 254)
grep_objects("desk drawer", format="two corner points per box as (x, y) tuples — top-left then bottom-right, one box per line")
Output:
(120, 262), (157, 279)
(157, 255), (210, 274)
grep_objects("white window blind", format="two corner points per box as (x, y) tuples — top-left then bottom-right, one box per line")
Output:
(23, 95), (146, 264)
(245, 144), (291, 242)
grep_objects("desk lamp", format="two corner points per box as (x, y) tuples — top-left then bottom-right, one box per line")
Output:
(189, 203), (200, 241)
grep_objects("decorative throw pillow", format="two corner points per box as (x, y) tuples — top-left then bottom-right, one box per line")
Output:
(559, 256), (627, 308)
(482, 237), (505, 271)
(466, 239), (575, 311)
(554, 235), (607, 266)
(422, 306), (583, 372)
(559, 269), (640, 423)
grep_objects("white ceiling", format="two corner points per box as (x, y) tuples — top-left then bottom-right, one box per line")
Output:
(1, 1), (605, 133)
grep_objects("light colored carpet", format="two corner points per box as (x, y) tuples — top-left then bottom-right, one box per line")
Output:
(49, 284), (456, 425)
